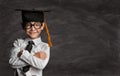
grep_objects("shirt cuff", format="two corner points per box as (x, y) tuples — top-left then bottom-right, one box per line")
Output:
(20, 50), (30, 60)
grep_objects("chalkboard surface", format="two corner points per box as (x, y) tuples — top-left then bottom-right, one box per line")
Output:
(0, 0), (120, 76)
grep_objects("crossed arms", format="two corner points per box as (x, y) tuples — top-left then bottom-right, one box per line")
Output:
(18, 50), (47, 60)
(9, 39), (50, 70)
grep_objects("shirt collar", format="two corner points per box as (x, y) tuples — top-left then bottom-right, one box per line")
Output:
(25, 37), (42, 45)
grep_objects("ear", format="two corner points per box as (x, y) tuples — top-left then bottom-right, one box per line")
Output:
(40, 22), (45, 30)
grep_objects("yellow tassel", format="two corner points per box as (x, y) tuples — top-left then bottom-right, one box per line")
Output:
(44, 21), (53, 47)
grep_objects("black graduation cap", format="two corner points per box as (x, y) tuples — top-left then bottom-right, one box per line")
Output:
(15, 8), (53, 47)
(15, 8), (51, 23)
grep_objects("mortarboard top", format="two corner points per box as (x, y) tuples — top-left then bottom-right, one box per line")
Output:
(15, 8), (53, 47)
(15, 8), (51, 23)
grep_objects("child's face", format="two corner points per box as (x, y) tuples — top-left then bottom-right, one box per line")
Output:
(24, 21), (44, 39)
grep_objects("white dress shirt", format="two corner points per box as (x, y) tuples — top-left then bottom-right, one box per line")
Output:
(9, 37), (50, 76)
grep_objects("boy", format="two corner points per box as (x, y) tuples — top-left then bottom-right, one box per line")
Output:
(9, 8), (52, 76)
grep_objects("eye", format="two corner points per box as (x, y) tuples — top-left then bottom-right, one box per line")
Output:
(34, 22), (41, 28)
(36, 22), (41, 26)
(25, 23), (31, 29)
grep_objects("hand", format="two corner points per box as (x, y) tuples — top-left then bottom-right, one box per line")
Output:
(34, 51), (47, 60)
(17, 50), (23, 57)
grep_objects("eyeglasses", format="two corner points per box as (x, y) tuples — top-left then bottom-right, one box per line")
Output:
(25, 22), (42, 29)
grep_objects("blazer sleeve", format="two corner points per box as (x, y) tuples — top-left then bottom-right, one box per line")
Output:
(9, 39), (28, 68)
(20, 43), (50, 70)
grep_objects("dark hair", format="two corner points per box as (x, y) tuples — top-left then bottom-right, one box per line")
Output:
(21, 22), (27, 29)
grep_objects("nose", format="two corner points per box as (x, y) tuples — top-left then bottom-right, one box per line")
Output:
(31, 25), (36, 31)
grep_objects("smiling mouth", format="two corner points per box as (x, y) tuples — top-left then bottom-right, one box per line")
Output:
(29, 32), (37, 34)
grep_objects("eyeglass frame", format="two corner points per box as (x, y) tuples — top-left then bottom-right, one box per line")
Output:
(23, 22), (42, 29)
